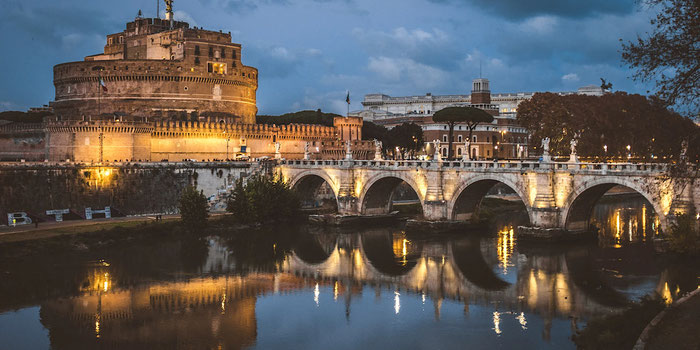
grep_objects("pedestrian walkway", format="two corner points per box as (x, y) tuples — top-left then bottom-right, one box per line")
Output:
(638, 288), (700, 350)
(0, 214), (179, 244)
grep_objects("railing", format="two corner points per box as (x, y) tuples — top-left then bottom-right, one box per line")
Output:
(279, 159), (673, 174)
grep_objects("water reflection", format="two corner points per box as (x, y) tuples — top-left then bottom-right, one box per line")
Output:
(590, 194), (660, 247)
(0, 196), (697, 349)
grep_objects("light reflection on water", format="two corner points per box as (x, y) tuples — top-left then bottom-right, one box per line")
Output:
(0, 196), (697, 349)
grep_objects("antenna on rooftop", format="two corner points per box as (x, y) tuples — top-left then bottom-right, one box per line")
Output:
(479, 60), (482, 78)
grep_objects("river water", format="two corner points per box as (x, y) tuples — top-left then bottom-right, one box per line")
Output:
(0, 194), (698, 349)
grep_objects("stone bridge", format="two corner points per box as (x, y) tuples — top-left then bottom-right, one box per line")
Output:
(277, 159), (699, 233)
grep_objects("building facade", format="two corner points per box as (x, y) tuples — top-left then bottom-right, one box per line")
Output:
(0, 4), (374, 162)
(51, 9), (258, 124)
(356, 80), (603, 160)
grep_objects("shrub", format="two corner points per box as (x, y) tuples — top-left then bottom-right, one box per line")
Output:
(668, 212), (700, 254)
(226, 174), (301, 224)
(178, 186), (209, 229)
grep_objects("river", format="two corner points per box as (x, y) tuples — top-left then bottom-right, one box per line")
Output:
(0, 194), (697, 349)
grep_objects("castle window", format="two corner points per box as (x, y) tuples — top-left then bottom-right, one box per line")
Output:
(442, 135), (447, 142)
(194, 46), (200, 56)
(119, 36), (124, 43)
(458, 135), (462, 142)
(208, 47), (214, 57)
(108, 38), (113, 45)
(232, 50), (237, 59)
(221, 49), (226, 58)
(208, 62), (226, 74)
(195, 57), (200, 65)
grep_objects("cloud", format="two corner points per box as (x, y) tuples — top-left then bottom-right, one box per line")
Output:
(519, 16), (558, 34)
(367, 56), (448, 88)
(428, 0), (636, 19)
(0, 1), (118, 47)
(173, 11), (198, 27)
(246, 45), (303, 79)
(561, 73), (580, 82)
(352, 27), (460, 69)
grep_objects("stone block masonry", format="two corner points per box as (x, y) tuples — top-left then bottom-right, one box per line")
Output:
(0, 162), (259, 225)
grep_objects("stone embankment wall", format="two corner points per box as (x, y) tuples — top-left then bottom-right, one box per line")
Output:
(0, 123), (47, 161)
(0, 162), (261, 225)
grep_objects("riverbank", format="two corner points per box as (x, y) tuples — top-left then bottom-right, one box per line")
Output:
(0, 214), (243, 262)
(638, 288), (700, 350)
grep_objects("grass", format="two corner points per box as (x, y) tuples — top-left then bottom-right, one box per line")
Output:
(0, 217), (178, 244)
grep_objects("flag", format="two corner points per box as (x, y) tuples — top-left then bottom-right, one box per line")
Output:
(99, 77), (108, 92)
(345, 91), (350, 105)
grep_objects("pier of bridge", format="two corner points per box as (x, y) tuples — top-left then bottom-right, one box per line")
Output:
(278, 159), (699, 235)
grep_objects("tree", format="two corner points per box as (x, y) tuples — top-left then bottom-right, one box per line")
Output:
(433, 107), (494, 159)
(622, 0), (699, 115)
(178, 185), (209, 229)
(517, 92), (700, 162)
(256, 109), (340, 126)
(226, 174), (301, 224)
(388, 123), (424, 158)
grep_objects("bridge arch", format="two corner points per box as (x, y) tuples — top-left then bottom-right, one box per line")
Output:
(448, 237), (510, 291)
(358, 173), (425, 216)
(359, 231), (422, 276)
(561, 178), (667, 233)
(288, 170), (340, 210)
(447, 174), (531, 223)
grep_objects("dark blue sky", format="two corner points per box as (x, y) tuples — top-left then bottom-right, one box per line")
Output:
(0, 0), (655, 115)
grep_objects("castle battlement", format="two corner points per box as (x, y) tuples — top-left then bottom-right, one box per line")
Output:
(51, 5), (259, 123)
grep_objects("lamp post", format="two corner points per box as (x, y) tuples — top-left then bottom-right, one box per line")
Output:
(223, 131), (231, 160)
(603, 144), (608, 161)
(626, 145), (631, 160)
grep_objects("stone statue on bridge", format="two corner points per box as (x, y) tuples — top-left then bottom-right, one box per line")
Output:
(463, 140), (471, 161)
(433, 140), (442, 162)
(541, 137), (551, 162)
(374, 140), (383, 160)
(345, 140), (353, 160)
(569, 137), (579, 163)
(274, 142), (281, 159)
(304, 142), (310, 160)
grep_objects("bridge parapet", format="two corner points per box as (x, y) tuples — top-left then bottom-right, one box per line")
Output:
(280, 159), (670, 176)
(278, 159), (697, 238)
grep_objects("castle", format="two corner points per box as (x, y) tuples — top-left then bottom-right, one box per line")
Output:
(0, 2), (368, 162)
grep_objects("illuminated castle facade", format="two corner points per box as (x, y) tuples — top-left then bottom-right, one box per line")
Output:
(0, 3), (370, 162)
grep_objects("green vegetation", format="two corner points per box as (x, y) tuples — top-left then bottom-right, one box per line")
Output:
(178, 186), (209, 229)
(668, 212), (700, 255)
(572, 296), (665, 350)
(226, 174), (301, 224)
(433, 107), (494, 160)
(516, 92), (700, 162)
(622, 0), (699, 115)
(0, 110), (52, 123)
(362, 121), (424, 159)
(256, 109), (339, 127)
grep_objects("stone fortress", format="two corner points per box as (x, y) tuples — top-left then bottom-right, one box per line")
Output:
(0, 1), (368, 163)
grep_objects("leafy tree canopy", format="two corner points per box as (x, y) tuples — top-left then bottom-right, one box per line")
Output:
(226, 174), (301, 224)
(517, 92), (700, 162)
(433, 106), (494, 159)
(622, 0), (699, 115)
(0, 111), (52, 123)
(433, 106), (494, 124)
(257, 109), (340, 127)
(178, 185), (209, 230)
